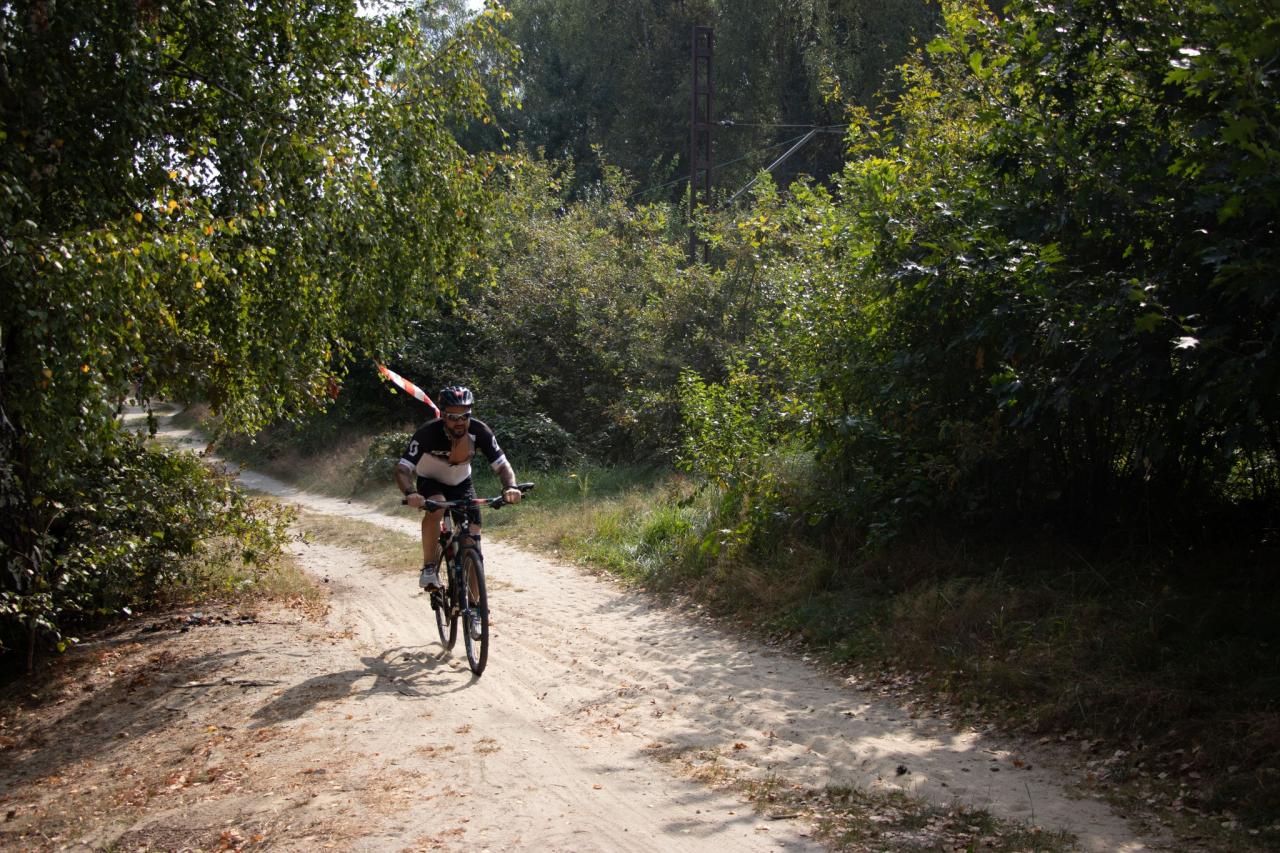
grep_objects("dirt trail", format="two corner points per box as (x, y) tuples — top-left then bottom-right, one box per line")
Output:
(0, 407), (1163, 851)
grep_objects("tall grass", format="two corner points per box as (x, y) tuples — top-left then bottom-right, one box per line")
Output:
(469, 465), (703, 585)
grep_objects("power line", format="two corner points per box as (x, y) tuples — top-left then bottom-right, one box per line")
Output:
(626, 131), (814, 201)
(718, 120), (847, 131)
(726, 126), (846, 205)
(715, 132), (815, 172)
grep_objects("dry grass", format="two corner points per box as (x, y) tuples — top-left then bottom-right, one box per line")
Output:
(257, 434), (380, 497)
(167, 536), (327, 617)
(294, 512), (421, 576)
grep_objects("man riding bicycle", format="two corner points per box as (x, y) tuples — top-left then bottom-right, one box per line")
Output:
(394, 386), (523, 590)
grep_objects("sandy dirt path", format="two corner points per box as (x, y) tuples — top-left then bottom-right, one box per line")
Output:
(0, 407), (1163, 851)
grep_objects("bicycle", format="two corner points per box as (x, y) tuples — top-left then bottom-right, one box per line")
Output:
(404, 483), (534, 676)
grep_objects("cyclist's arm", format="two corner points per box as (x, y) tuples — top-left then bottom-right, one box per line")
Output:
(396, 461), (431, 509)
(394, 460), (416, 496)
(470, 419), (518, 490)
(396, 428), (429, 507)
(494, 459), (518, 492)
(494, 459), (521, 504)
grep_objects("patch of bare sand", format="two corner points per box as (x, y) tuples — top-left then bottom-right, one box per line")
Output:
(233, 470), (1161, 849)
(0, 538), (814, 852)
(0, 405), (1171, 851)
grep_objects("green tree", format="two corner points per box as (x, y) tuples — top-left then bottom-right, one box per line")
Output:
(498, 0), (938, 197)
(386, 153), (728, 461)
(0, 0), (515, 656)
(685, 0), (1279, 544)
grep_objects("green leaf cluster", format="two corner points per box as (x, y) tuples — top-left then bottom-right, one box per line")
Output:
(383, 152), (742, 462)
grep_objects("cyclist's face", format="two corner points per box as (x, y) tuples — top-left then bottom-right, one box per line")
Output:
(443, 406), (472, 437)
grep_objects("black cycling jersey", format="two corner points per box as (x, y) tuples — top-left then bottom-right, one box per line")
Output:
(398, 417), (507, 487)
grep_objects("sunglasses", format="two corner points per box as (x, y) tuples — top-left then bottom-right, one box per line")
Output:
(443, 411), (472, 422)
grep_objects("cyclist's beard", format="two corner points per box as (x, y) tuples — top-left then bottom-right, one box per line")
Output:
(448, 422), (469, 440)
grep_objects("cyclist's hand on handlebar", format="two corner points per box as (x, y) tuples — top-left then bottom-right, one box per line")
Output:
(502, 487), (522, 504)
(404, 492), (427, 509)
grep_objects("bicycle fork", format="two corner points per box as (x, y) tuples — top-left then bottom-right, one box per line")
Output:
(456, 549), (487, 639)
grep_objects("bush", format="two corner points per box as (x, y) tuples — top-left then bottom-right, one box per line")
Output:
(484, 410), (578, 472)
(0, 431), (290, 664)
(357, 431), (411, 491)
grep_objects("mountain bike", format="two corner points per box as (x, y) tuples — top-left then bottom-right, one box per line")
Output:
(404, 483), (534, 676)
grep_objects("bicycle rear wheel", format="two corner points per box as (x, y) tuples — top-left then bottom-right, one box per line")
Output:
(433, 557), (457, 650)
(459, 549), (488, 675)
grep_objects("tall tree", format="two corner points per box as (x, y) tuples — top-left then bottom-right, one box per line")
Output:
(684, 0), (1280, 541)
(497, 0), (939, 197)
(0, 0), (515, 653)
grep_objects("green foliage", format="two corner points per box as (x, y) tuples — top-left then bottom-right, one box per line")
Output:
(482, 410), (578, 471)
(678, 365), (779, 489)
(357, 430), (412, 492)
(378, 153), (735, 461)
(685, 0), (1280, 544)
(0, 433), (290, 656)
(0, 0), (516, 658)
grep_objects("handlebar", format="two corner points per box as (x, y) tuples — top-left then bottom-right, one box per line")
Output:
(402, 482), (535, 510)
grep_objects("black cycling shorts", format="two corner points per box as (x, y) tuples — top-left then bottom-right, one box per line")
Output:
(416, 476), (481, 527)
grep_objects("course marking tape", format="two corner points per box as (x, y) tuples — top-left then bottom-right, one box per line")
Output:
(376, 363), (441, 419)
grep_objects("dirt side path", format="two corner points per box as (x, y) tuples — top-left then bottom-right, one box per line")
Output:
(0, 408), (1164, 851)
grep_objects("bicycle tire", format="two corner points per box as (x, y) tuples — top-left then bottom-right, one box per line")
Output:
(433, 556), (457, 651)
(459, 548), (488, 675)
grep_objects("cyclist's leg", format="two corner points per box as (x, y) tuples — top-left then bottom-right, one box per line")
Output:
(416, 477), (449, 586)
(420, 501), (445, 564)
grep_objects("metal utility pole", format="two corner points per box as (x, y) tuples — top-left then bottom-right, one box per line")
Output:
(689, 26), (713, 263)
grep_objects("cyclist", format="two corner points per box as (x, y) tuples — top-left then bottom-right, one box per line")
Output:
(394, 386), (523, 590)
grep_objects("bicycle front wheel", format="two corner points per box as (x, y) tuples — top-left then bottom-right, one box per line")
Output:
(433, 558), (458, 651)
(459, 549), (489, 675)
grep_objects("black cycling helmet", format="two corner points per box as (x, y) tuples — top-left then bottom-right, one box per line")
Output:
(438, 385), (474, 408)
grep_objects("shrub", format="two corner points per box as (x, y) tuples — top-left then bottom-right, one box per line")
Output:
(357, 431), (411, 491)
(0, 431), (290, 664)
(484, 411), (579, 472)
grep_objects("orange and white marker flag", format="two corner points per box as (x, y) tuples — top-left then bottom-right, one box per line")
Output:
(376, 363), (440, 419)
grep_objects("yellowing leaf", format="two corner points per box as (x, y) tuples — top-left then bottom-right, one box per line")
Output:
(133, 212), (143, 223)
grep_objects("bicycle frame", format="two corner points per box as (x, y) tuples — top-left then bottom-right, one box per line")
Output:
(405, 483), (534, 676)
(436, 507), (480, 627)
